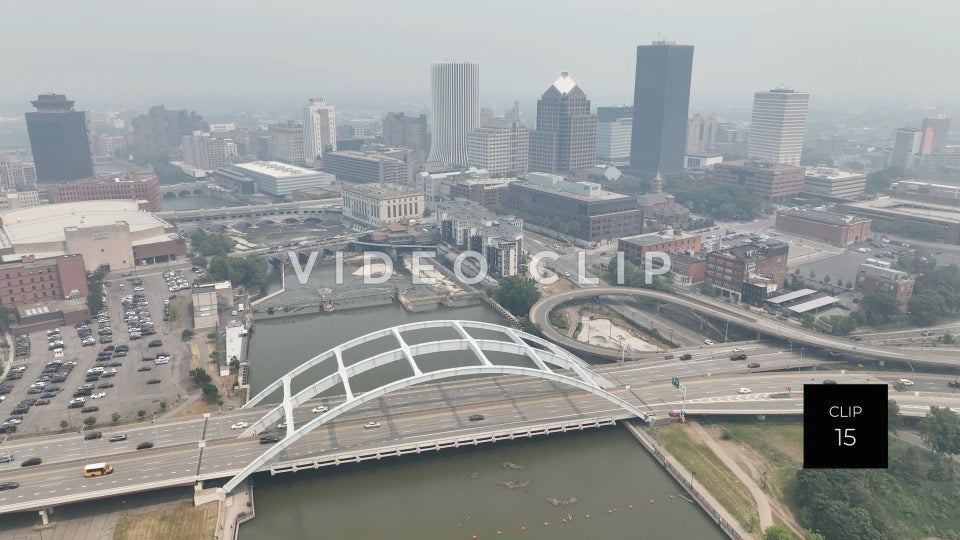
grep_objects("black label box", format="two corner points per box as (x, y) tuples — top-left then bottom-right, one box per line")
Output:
(803, 384), (887, 469)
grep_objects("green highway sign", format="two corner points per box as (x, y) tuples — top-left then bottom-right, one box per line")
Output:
(672, 377), (680, 389)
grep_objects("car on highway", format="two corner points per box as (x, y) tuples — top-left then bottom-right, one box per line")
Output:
(109, 434), (127, 442)
(680, 353), (693, 361)
(823, 380), (838, 384)
(231, 422), (248, 430)
(898, 379), (914, 386)
(146, 379), (161, 384)
(0, 481), (19, 490)
(733, 347), (744, 352)
(84, 431), (102, 440)
(363, 421), (381, 429)
(311, 406), (328, 413)
(259, 435), (280, 444)
(730, 354), (748, 361)
(136, 442), (154, 450)
(737, 388), (752, 394)
(468, 414), (485, 421)
(0, 455), (13, 463)
(277, 422), (287, 429)
(747, 362), (760, 369)
(704, 339), (714, 345)
(21, 457), (41, 467)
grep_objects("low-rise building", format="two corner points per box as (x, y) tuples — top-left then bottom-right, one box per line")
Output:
(618, 230), (701, 268)
(774, 209), (871, 246)
(712, 160), (806, 199)
(437, 199), (523, 277)
(323, 150), (408, 184)
(684, 153), (723, 169)
(46, 172), (162, 211)
(448, 177), (515, 208)
(0, 189), (41, 211)
(341, 183), (424, 229)
(192, 280), (233, 330)
(838, 196), (960, 245)
(504, 172), (643, 242)
(888, 180), (960, 207)
(0, 254), (87, 308)
(855, 260), (914, 307)
(668, 252), (706, 285)
(227, 161), (333, 196)
(705, 242), (790, 301)
(803, 167), (866, 199)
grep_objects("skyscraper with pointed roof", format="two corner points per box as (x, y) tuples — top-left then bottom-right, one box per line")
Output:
(529, 72), (597, 176)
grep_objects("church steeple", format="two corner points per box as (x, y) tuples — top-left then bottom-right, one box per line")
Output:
(651, 169), (664, 193)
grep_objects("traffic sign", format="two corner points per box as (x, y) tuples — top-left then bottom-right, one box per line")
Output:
(672, 377), (680, 389)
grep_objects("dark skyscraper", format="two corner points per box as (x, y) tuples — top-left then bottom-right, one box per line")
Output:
(529, 72), (597, 176)
(597, 106), (633, 123)
(25, 94), (94, 182)
(629, 41), (694, 178)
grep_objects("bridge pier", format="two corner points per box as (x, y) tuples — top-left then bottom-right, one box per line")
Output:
(38, 507), (54, 525)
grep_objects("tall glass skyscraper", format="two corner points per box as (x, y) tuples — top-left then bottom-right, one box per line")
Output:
(529, 72), (597, 176)
(629, 41), (694, 178)
(25, 94), (94, 182)
(427, 61), (480, 165)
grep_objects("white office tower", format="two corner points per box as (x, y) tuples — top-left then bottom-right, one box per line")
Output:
(748, 87), (809, 166)
(427, 61), (480, 165)
(302, 97), (337, 166)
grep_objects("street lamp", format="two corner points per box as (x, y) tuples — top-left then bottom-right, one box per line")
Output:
(151, 414), (159, 450)
(80, 424), (89, 462)
(2, 435), (12, 471)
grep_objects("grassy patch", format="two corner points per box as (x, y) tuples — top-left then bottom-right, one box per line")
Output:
(113, 501), (218, 540)
(652, 423), (758, 528)
(714, 421), (803, 497)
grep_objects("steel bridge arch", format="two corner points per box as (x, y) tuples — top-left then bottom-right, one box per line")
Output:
(223, 321), (653, 492)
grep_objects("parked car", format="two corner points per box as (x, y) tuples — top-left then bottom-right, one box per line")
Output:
(259, 435), (280, 444)
(146, 379), (161, 384)
(81, 406), (99, 413)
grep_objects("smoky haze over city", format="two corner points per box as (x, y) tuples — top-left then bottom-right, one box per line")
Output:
(2, 2), (960, 540)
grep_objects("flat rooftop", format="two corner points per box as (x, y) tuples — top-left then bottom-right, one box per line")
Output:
(804, 167), (866, 180)
(788, 296), (839, 314)
(231, 161), (322, 178)
(513, 180), (631, 202)
(716, 160), (804, 173)
(343, 183), (421, 199)
(766, 288), (817, 305)
(621, 231), (699, 246)
(0, 200), (169, 247)
(778, 209), (865, 225)
(843, 196), (960, 221)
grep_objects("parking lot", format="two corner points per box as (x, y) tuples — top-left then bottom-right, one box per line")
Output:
(1, 265), (200, 438)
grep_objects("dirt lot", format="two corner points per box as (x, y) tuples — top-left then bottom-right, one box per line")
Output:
(112, 501), (218, 540)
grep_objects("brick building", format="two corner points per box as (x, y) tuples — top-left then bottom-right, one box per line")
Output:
(712, 160), (806, 199)
(706, 242), (789, 301)
(449, 178), (514, 208)
(504, 173), (642, 242)
(774, 209), (871, 246)
(618, 231), (701, 267)
(0, 254), (87, 308)
(669, 252), (706, 285)
(47, 172), (162, 211)
(855, 261), (914, 307)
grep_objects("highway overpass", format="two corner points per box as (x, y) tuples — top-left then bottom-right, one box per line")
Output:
(157, 200), (341, 225)
(0, 322), (956, 520)
(529, 287), (959, 368)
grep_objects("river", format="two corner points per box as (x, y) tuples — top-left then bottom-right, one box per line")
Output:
(239, 302), (723, 538)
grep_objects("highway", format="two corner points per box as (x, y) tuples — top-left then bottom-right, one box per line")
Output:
(2, 352), (960, 515)
(529, 286), (959, 366)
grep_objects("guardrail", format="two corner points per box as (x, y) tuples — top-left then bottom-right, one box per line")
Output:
(267, 417), (618, 474)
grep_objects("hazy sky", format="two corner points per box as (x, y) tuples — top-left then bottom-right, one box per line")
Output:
(2, 0), (958, 116)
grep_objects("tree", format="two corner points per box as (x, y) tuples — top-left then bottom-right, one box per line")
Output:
(493, 276), (542, 317)
(204, 254), (268, 293)
(888, 399), (902, 433)
(189, 230), (235, 256)
(845, 280), (853, 289)
(801, 314), (815, 329)
(229, 358), (241, 372)
(111, 412), (121, 424)
(189, 254), (208, 269)
(181, 329), (195, 341)
(190, 367), (212, 386)
(521, 322), (543, 337)
(0, 305), (13, 329)
(823, 275), (830, 284)
(857, 293), (900, 326)
(59, 420), (69, 430)
(793, 268), (801, 277)
(918, 406), (960, 456)
(801, 146), (834, 167)
(865, 167), (903, 194)
(820, 314), (857, 335)
(944, 334), (956, 344)
(137, 410), (146, 419)
(701, 282), (719, 297)
(763, 525), (796, 540)
(83, 416), (97, 427)
(159, 401), (167, 411)
(809, 270), (816, 279)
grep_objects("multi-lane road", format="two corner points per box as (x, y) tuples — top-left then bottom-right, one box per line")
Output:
(2, 347), (959, 515)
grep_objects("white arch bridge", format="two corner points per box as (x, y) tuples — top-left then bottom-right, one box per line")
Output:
(222, 320), (654, 492)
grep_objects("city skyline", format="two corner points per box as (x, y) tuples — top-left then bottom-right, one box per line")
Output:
(1, 1), (959, 117)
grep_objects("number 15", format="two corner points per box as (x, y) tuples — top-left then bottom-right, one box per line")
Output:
(835, 428), (856, 447)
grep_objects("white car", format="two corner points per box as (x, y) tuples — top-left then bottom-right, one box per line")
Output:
(704, 339), (715, 345)
(230, 422), (248, 430)
(277, 422), (287, 429)
(311, 406), (328, 414)
(737, 388), (752, 394)
(733, 347), (743, 352)
(6, 418), (21, 425)
(898, 379), (914, 386)
(363, 421), (381, 429)
(91, 392), (106, 399)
